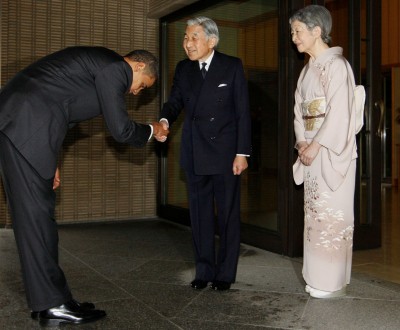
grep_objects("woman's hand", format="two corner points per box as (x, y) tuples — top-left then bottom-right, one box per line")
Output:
(299, 141), (321, 166)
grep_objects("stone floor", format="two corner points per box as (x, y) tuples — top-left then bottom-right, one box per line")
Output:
(1, 219), (400, 329)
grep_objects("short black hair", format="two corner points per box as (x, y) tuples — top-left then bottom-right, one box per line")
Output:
(124, 49), (159, 79)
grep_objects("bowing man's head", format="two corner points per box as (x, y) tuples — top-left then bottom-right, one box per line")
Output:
(124, 50), (158, 95)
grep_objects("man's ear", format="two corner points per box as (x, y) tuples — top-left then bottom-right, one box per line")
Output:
(134, 62), (146, 72)
(208, 37), (216, 49)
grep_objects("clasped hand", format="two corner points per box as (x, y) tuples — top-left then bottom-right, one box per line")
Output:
(152, 121), (169, 142)
(297, 140), (321, 166)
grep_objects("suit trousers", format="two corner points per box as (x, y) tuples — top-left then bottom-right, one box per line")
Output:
(0, 133), (72, 311)
(185, 170), (241, 283)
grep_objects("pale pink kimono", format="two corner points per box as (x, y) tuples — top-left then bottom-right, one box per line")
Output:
(293, 47), (358, 292)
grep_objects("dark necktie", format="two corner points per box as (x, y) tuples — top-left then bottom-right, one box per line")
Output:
(201, 62), (207, 79)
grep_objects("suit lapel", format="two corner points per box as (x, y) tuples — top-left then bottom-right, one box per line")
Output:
(204, 51), (225, 83)
(189, 60), (204, 95)
(195, 52), (226, 110)
(188, 52), (228, 115)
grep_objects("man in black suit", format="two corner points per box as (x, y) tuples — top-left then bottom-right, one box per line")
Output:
(0, 47), (168, 326)
(159, 17), (251, 291)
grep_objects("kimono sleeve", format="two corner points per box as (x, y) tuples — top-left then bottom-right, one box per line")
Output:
(313, 58), (352, 155)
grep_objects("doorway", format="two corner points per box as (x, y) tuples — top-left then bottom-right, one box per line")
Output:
(158, 0), (293, 254)
(158, 0), (383, 256)
(313, 0), (382, 250)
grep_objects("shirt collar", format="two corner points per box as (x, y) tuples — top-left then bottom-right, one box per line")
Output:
(198, 51), (215, 70)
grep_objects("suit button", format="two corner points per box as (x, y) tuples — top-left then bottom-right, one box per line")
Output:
(210, 117), (215, 122)
(210, 136), (216, 140)
(192, 116), (198, 121)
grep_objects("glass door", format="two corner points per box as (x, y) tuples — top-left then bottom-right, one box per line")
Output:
(325, 0), (382, 249)
(159, 0), (286, 253)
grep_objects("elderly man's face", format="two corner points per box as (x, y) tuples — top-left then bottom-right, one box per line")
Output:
(183, 24), (215, 62)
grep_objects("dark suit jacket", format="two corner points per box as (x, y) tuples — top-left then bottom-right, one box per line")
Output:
(0, 46), (151, 179)
(161, 51), (251, 175)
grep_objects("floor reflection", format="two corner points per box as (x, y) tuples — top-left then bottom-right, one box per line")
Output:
(241, 169), (278, 231)
(352, 185), (400, 284)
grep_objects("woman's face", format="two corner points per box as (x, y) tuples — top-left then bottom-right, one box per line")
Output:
(290, 20), (317, 54)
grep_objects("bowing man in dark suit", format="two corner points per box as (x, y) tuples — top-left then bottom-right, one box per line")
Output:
(0, 47), (168, 326)
(159, 17), (251, 291)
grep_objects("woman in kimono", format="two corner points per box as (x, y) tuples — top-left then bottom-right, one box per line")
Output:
(290, 5), (358, 298)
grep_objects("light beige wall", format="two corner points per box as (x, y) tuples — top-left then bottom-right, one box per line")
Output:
(0, 0), (160, 226)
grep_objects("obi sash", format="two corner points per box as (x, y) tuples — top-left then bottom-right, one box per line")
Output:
(302, 97), (326, 131)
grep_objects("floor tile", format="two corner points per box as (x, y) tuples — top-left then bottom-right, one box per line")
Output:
(1, 216), (400, 329)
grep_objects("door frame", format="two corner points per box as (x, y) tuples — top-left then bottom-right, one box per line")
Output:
(157, 0), (382, 256)
(353, 0), (382, 249)
(299, 0), (382, 251)
(158, 0), (304, 256)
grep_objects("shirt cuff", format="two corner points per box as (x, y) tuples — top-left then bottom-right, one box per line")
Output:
(237, 154), (250, 157)
(148, 124), (153, 141)
(160, 118), (169, 128)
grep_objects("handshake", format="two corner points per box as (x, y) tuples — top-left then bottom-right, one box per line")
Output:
(151, 120), (169, 143)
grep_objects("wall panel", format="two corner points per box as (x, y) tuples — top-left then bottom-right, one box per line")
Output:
(0, 0), (160, 227)
(382, 0), (400, 67)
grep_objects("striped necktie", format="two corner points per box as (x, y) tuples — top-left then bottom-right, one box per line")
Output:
(201, 62), (207, 79)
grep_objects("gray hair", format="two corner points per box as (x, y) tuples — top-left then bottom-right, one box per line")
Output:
(187, 16), (219, 47)
(289, 5), (332, 44)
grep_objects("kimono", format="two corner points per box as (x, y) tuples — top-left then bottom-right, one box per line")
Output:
(293, 47), (358, 292)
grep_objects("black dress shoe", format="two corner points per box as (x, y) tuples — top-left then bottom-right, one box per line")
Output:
(38, 300), (106, 326)
(211, 281), (231, 291)
(31, 299), (96, 320)
(190, 279), (208, 290)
